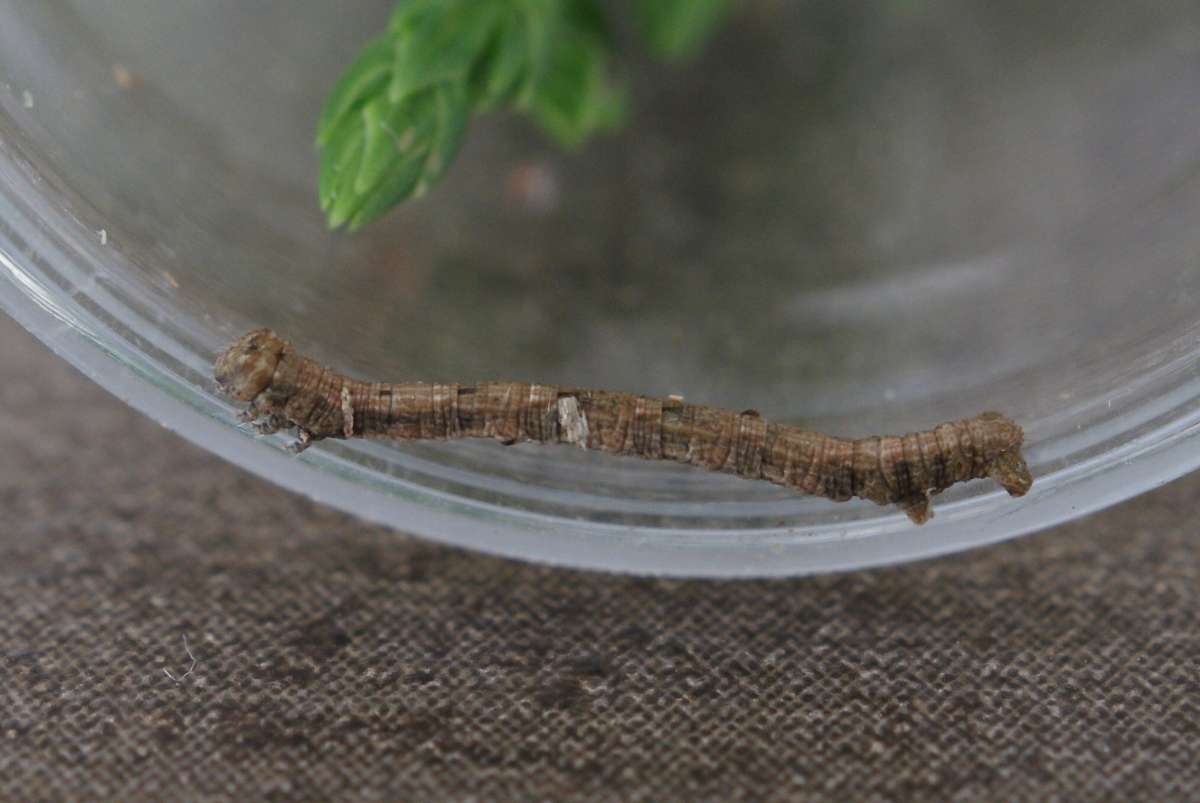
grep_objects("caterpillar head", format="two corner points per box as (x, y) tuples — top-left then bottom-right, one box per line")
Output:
(977, 410), (1024, 451)
(214, 328), (288, 401)
(977, 411), (1033, 497)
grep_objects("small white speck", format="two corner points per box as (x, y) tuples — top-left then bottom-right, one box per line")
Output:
(883, 388), (897, 401)
(557, 396), (589, 448)
(162, 634), (197, 683)
(22, 90), (34, 109)
(98, 229), (108, 245)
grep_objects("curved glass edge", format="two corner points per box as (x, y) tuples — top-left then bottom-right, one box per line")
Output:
(3, 129), (1200, 576)
(4, 262), (1200, 579)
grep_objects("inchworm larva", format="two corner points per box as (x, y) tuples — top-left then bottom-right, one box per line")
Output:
(214, 329), (1033, 524)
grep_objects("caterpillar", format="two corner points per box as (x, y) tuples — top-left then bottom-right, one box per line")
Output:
(214, 329), (1033, 524)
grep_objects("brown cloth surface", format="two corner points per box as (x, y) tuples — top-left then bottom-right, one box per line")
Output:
(1, 314), (1197, 802)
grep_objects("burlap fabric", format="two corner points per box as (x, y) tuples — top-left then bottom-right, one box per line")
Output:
(1, 316), (1196, 801)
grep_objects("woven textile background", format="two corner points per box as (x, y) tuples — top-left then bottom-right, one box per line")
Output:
(1, 315), (1197, 801)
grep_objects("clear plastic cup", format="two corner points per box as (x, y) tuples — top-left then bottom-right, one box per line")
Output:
(1, 0), (1198, 575)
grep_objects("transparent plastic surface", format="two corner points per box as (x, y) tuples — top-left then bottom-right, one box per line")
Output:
(1, 1), (1198, 576)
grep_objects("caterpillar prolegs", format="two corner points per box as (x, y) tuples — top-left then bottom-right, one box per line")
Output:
(214, 329), (1033, 524)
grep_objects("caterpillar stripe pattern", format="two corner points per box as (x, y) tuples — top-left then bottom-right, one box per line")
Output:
(214, 329), (1033, 524)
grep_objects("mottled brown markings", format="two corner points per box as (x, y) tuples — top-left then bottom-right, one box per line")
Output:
(214, 329), (1034, 525)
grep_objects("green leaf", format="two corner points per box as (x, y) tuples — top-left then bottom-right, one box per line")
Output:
(316, 36), (394, 147)
(470, 5), (540, 109)
(521, 0), (625, 148)
(632, 0), (733, 62)
(524, 28), (625, 147)
(387, 1), (505, 102)
(321, 82), (470, 231)
(317, 0), (663, 230)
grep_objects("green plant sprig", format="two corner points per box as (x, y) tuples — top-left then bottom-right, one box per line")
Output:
(317, 0), (732, 231)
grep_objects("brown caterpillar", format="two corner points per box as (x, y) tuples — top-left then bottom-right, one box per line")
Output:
(214, 329), (1033, 524)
